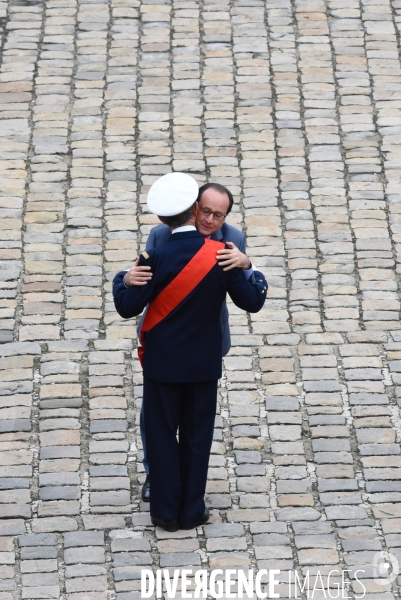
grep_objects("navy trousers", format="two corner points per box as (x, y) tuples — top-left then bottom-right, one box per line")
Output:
(143, 377), (217, 526)
(140, 402), (149, 475)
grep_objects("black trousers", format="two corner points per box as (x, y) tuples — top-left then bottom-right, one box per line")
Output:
(143, 377), (217, 526)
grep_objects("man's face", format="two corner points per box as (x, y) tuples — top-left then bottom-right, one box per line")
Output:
(196, 188), (230, 237)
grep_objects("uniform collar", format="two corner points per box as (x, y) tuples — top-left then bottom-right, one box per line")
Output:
(168, 224), (225, 241)
(168, 230), (203, 240)
(171, 225), (197, 234)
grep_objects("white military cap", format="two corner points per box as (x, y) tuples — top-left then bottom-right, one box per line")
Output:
(147, 172), (199, 217)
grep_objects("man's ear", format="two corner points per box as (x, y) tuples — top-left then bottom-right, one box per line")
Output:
(193, 201), (199, 218)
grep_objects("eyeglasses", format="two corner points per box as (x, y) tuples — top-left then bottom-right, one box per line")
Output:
(198, 206), (227, 221)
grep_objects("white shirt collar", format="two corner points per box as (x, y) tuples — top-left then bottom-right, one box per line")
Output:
(171, 225), (197, 234)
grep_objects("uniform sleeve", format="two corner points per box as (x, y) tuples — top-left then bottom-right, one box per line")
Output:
(227, 267), (267, 313)
(113, 253), (156, 319)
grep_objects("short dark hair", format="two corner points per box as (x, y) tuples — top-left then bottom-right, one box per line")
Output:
(197, 183), (234, 215)
(161, 202), (196, 229)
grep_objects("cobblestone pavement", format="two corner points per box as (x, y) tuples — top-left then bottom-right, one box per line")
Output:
(3, 0), (401, 597)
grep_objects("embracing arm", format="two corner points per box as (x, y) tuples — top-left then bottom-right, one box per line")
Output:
(217, 242), (251, 271)
(216, 228), (249, 272)
(227, 268), (267, 313)
(113, 256), (155, 319)
(122, 225), (169, 286)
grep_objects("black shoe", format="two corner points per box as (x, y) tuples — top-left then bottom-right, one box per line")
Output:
(141, 475), (150, 502)
(151, 517), (179, 532)
(180, 508), (210, 530)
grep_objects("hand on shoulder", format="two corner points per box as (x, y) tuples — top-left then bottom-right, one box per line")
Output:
(123, 256), (153, 286)
(216, 241), (251, 271)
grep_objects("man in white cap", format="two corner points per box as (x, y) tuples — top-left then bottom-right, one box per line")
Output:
(128, 182), (253, 503)
(113, 172), (267, 531)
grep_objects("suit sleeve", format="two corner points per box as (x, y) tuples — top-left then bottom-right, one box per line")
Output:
(239, 232), (246, 253)
(227, 267), (267, 313)
(222, 224), (246, 253)
(146, 224), (171, 251)
(113, 255), (156, 319)
(146, 228), (156, 251)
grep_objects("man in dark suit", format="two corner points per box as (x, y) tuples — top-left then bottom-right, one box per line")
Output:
(124, 183), (254, 501)
(113, 173), (267, 531)
(126, 183), (251, 356)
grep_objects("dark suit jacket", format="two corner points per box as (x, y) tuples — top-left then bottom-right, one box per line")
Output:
(113, 231), (267, 383)
(145, 223), (247, 356)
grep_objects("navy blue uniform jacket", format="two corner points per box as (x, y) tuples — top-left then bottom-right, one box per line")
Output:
(113, 230), (267, 383)
(143, 222), (247, 356)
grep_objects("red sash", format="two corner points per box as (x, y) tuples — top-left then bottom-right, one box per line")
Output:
(138, 238), (224, 367)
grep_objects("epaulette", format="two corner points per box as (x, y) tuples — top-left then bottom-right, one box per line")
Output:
(141, 251), (150, 260)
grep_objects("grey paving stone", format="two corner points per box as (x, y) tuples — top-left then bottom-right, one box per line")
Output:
(0, 479), (29, 489)
(204, 523), (244, 538)
(265, 398), (300, 411)
(232, 425), (260, 437)
(64, 531), (104, 547)
(359, 444), (400, 455)
(20, 547), (57, 560)
(89, 466), (128, 477)
(318, 479), (359, 492)
(253, 533), (290, 546)
(367, 482), (401, 492)
(21, 574), (59, 587)
(0, 419), (31, 432)
(0, 521), (26, 536)
(0, 342), (41, 357)
(235, 465), (266, 476)
(309, 416), (345, 426)
(326, 506), (369, 520)
(64, 564), (107, 578)
(39, 473), (80, 486)
(349, 394), (389, 405)
(111, 538), (151, 552)
(159, 553), (201, 568)
(312, 439), (351, 452)
(18, 534), (57, 547)
(234, 451), (261, 464)
(276, 508), (321, 521)
(314, 452), (354, 464)
(113, 567), (143, 582)
(294, 534), (336, 549)
(64, 547), (105, 564)
(336, 520), (375, 528)
(303, 381), (342, 392)
(40, 447), (80, 460)
(293, 522), (333, 535)
(341, 539), (382, 551)
(249, 522), (287, 534)
(112, 553), (152, 567)
(276, 480), (311, 493)
(90, 420), (128, 433)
